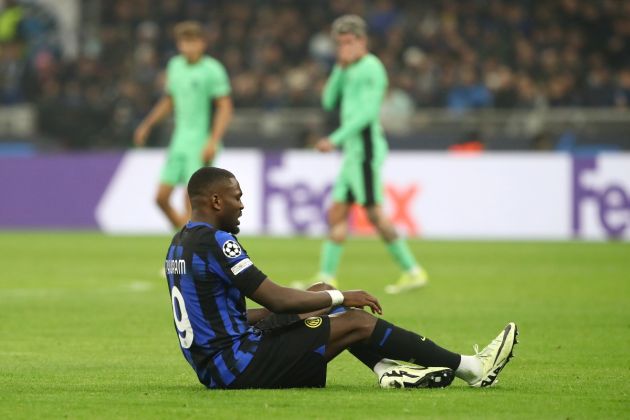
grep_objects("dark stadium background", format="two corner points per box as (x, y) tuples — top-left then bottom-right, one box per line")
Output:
(1, 0), (630, 153)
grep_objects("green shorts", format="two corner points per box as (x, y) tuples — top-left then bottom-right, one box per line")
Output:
(160, 144), (222, 186)
(332, 158), (384, 206)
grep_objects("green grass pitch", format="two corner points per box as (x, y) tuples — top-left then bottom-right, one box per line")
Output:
(1, 232), (628, 419)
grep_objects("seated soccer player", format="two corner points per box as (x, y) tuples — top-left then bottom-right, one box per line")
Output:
(164, 167), (518, 389)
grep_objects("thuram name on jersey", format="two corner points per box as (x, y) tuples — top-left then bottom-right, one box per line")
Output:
(165, 259), (186, 275)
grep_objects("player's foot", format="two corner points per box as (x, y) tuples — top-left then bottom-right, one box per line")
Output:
(384, 267), (428, 294)
(379, 365), (455, 389)
(468, 322), (519, 388)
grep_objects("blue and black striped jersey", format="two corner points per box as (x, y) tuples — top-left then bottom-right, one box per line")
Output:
(165, 221), (267, 388)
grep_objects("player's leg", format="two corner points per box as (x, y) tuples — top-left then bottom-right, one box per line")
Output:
(363, 203), (428, 293)
(181, 151), (207, 225)
(155, 183), (186, 229)
(254, 283), (416, 386)
(324, 310), (458, 368)
(325, 310), (518, 388)
(291, 284), (398, 373)
(182, 189), (192, 224)
(229, 316), (332, 389)
(325, 310), (456, 388)
(313, 169), (354, 287)
(316, 201), (349, 286)
(355, 159), (427, 293)
(157, 152), (188, 229)
(365, 204), (396, 240)
(328, 308), (435, 387)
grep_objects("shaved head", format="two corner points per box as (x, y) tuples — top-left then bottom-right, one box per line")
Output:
(187, 167), (235, 209)
(187, 167), (244, 234)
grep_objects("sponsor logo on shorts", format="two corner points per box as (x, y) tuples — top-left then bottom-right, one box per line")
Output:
(304, 317), (323, 328)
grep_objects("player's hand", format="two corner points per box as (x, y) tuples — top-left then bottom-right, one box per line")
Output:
(341, 290), (382, 315)
(133, 123), (151, 147)
(315, 138), (335, 153)
(337, 47), (353, 68)
(202, 142), (218, 165)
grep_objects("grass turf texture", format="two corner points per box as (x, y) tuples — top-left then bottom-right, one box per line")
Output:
(0, 233), (628, 419)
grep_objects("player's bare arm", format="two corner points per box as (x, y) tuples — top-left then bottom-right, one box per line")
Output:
(246, 282), (344, 324)
(246, 306), (335, 327)
(249, 277), (382, 315)
(202, 95), (233, 164)
(134, 95), (173, 147)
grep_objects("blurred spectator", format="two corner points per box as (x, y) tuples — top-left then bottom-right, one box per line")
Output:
(0, 0), (23, 42)
(514, 74), (545, 108)
(530, 132), (555, 151)
(485, 64), (518, 108)
(4, 0), (630, 149)
(447, 66), (492, 112)
(584, 65), (616, 107)
(547, 73), (580, 107)
(615, 68), (630, 108)
(0, 40), (25, 104)
(381, 75), (415, 135)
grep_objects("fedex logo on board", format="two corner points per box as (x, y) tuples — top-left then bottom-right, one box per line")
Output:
(572, 157), (630, 238)
(261, 153), (421, 236)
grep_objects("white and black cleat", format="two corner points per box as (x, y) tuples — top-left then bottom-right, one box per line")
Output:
(379, 366), (455, 389)
(470, 322), (519, 388)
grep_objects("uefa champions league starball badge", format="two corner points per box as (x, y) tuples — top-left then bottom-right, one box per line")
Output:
(222, 240), (242, 258)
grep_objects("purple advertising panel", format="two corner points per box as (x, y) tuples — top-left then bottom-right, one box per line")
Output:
(0, 153), (122, 228)
(572, 156), (630, 239)
(1, 150), (629, 240)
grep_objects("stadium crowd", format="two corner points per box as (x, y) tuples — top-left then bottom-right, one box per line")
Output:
(2, 0), (630, 148)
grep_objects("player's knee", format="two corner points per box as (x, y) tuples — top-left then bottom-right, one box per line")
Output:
(344, 309), (377, 340)
(328, 203), (349, 224)
(329, 222), (347, 243)
(307, 282), (336, 292)
(329, 230), (346, 243)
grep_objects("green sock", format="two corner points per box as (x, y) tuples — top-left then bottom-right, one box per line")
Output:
(320, 240), (344, 277)
(386, 239), (418, 272)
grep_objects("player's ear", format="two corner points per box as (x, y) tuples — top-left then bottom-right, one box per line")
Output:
(210, 193), (221, 211)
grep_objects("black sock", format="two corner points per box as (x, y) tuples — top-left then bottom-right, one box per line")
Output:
(348, 343), (382, 370)
(368, 319), (461, 370)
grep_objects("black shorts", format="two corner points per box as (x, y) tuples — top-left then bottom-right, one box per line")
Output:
(229, 316), (330, 389)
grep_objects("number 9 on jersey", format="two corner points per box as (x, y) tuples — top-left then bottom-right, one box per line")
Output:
(171, 286), (194, 349)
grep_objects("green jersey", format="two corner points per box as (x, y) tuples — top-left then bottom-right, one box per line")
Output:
(166, 55), (230, 152)
(322, 53), (389, 162)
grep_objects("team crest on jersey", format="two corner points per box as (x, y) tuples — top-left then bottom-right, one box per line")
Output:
(222, 240), (242, 258)
(304, 317), (323, 329)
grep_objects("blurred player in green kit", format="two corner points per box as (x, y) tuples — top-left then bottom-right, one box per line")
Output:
(134, 21), (233, 229)
(313, 15), (428, 294)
